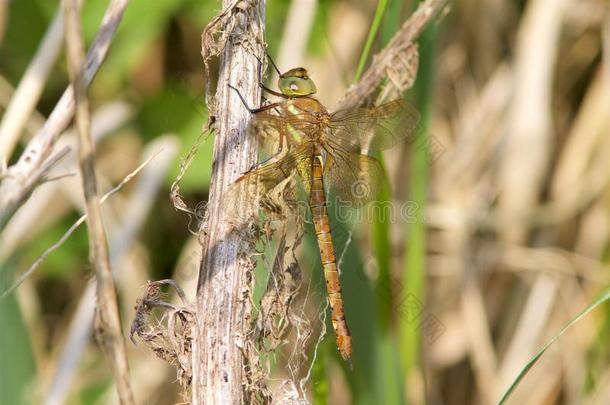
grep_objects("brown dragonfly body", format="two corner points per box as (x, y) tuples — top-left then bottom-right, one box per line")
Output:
(310, 151), (353, 361)
(227, 63), (419, 365)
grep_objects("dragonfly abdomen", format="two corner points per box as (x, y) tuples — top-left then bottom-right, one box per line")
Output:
(309, 155), (353, 364)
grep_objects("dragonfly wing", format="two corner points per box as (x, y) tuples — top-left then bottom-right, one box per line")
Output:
(328, 99), (420, 152)
(249, 111), (286, 160)
(323, 143), (384, 207)
(223, 143), (313, 224)
(250, 110), (320, 157)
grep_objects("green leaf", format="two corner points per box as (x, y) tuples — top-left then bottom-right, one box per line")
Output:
(353, 0), (389, 83)
(399, 10), (438, 380)
(0, 287), (36, 405)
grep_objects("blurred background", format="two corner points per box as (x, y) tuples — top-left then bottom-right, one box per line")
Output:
(1, 0), (609, 404)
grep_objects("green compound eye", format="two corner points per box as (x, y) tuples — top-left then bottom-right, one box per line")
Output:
(278, 68), (317, 97)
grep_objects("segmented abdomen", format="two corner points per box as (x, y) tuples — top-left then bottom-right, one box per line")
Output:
(309, 154), (352, 364)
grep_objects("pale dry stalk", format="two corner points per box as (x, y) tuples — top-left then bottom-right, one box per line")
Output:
(0, 0), (130, 229)
(495, 0), (571, 399)
(498, 0), (571, 242)
(44, 140), (174, 405)
(336, 0), (448, 111)
(0, 7), (67, 161)
(191, 1), (265, 404)
(61, 0), (134, 403)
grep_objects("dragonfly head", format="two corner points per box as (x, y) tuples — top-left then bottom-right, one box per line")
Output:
(278, 68), (317, 97)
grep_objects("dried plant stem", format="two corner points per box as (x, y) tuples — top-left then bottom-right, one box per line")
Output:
(336, 0), (448, 110)
(62, 0), (134, 404)
(192, 1), (265, 403)
(45, 140), (174, 405)
(498, 0), (569, 243)
(1, 148), (161, 299)
(0, 102), (133, 266)
(0, 0), (129, 229)
(0, 7), (66, 161)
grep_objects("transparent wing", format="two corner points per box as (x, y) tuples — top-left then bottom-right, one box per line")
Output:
(323, 140), (384, 207)
(327, 99), (420, 152)
(248, 111), (285, 159)
(250, 109), (321, 158)
(223, 143), (314, 223)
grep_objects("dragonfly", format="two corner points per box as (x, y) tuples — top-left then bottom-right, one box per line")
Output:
(226, 58), (420, 365)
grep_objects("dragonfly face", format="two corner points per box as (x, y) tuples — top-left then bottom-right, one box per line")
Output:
(226, 63), (421, 365)
(278, 67), (317, 97)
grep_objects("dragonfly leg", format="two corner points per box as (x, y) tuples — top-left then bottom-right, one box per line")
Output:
(247, 142), (285, 172)
(278, 127), (285, 155)
(227, 84), (255, 112)
(227, 84), (281, 114)
(252, 54), (286, 98)
(249, 156), (274, 171)
(245, 129), (287, 173)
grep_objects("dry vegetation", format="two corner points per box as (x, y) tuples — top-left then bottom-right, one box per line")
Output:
(0, 0), (609, 404)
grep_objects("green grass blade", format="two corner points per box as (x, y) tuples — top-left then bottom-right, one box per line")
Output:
(497, 287), (610, 405)
(353, 0), (389, 82)
(372, 159), (393, 331)
(376, 333), (406, 405)
(372, 0), (405, 334)
(368, 3), (406, 402)
(381, 0), (403, 44)
(399, 10), (438, 378)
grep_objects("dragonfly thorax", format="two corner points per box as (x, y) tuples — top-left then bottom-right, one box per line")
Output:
(287, 97), (328, 115)
(281, 98), (330, 144)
